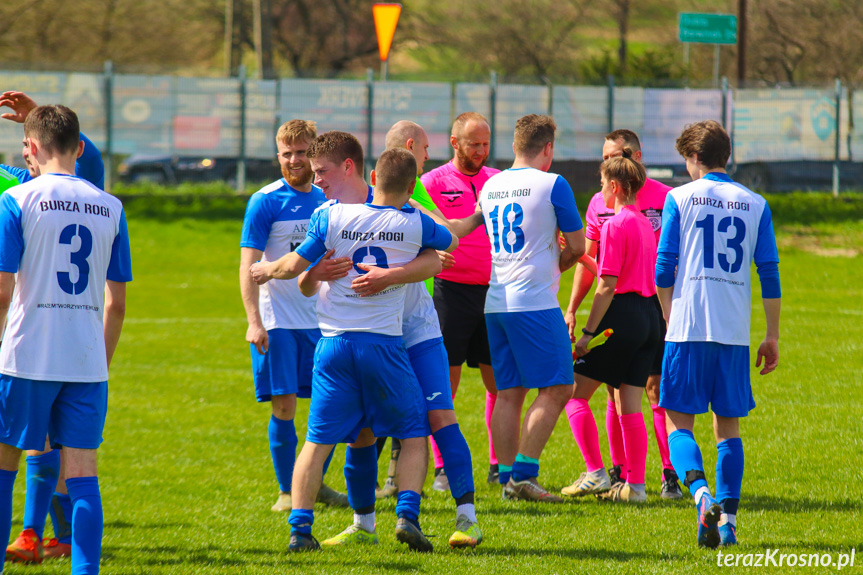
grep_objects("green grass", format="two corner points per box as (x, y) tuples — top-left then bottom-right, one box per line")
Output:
(6, 194), (862, 574)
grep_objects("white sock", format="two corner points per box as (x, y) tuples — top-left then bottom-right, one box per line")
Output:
(719, 513), (736, 527)
(354, 512), (376, 533)
(694, 486), (711, 505)
(626, 482), (646, 495)
(456, 503), (477, 523)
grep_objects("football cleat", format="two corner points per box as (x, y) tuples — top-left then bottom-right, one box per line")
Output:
(608, 464), (624, 487)
(561, 469), (611, 497)
(505, 477), (563, 503)
(486, 464), (499, 485)
(321, 524), (379, 546)
(317, 483), (349, 507)
(660, 468), (683, 500)
(596, 482), (646, 503)
(718, 517), (738, 546)
(696, 494), (722, 549)
(375, 477), (398, 499)
(6, 528), (44, 564)
(271, 491), (292, 512)
(432, 468), (450, 493)
(395, 517), (433, 552)
(42, 538), (72, 560)
(287, 532), (321, 552)
(448, 515), (483, 549)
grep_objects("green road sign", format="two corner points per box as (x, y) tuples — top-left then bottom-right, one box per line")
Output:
(679, 13), (738, 44)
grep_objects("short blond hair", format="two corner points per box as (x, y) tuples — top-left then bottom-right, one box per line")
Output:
(513, 114), (556, 157)
(276, 119), (317, 146)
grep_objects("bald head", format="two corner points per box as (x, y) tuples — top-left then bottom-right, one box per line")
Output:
(386, 120), (429, 175)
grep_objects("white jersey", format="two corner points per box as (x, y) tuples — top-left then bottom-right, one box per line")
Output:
(478, 168), (583, 313)
(0, 174), (132, 382)
(295, 202), (453, 337)
(402, 282), (441, 348)
(241, 179), (326, 330)
(658, 173), (779, 346)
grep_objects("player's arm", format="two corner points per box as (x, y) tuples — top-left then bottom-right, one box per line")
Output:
(655, 194), (681, 325)
(76, 132), (105, 190)
(240, 247), (268, 353)
(754, 202), (781, 375)
(564, 238), (598, 340)
(0, 272), (14, 321)
(297, 249), (353, 297)
(103, 280), (126, 369)
(551, 176), (586, 273)
(559, 228), (586, 273)
(574, 275), (617, 357)
(250, 252), (311, 284)
(352, 248), (442, 297)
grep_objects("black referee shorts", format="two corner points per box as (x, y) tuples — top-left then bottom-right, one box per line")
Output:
(432, 277), (492, 368)
(573, 292), (660, 389)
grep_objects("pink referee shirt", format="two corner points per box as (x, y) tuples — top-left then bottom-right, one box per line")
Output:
(421, 161), (500, 285)
(584, 176), (670, 267)
(598, 205), (657, 298)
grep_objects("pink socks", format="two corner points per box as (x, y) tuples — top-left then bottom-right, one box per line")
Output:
(606, 399), (627, 479)
(565, 398), (604, 472)
(485, 392), (498, 465)
(650, 404), (673, 471)
(619, 412), (648, 485)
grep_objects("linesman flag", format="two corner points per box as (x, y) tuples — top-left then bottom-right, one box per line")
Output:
(373, 3), (402, 62)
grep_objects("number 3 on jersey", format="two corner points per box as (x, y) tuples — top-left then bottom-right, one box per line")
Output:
(58, 223), (92, 295)
(695, 214), (746, 273)
(489, 203), (525, 253)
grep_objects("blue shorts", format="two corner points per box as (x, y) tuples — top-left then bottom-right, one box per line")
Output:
(306, 333), (430, 445)
(251, 328), (321, 401)
(659, 342), (756, 418)
(0, 375), (108, 451)
(485, 309), (574, 391)
(408, 337), (454, 412)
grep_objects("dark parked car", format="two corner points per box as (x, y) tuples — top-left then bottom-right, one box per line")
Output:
(118, 155), (281, 186)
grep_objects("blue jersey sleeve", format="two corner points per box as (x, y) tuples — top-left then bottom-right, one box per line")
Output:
(240, 192), (276, 251)
(1, 165), (30, 185)
(107, 210), (133, 282)
(74, 133), (105, 190)
(754, 203), (781, 298)
(550, 176), (583, 233)
(655, 193), (680, 288)
(420, 213), (454, 251)
(0, 193), (23, 273)
(295, 206), (329, 263)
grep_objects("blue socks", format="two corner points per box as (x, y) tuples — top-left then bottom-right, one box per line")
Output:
(66, 476), (102, 575)
(512, 453), (539, 482)
(395, 490), (421, 523)
(268, 415), (297, 493)
(432, 424), (474, 500)
(716, 437), (743, 516)
(344, 445), (377, 512)
(498, 464), (513, 485)
(668, 429), (709, 496)
(24, 450), (61, 539)
(289, 508), (314, 536)
(49, 492), (73, 544)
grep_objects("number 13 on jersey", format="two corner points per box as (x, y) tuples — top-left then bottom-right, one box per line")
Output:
(489, 202), (525, 254)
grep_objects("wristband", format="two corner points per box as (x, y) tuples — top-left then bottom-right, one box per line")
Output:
(582, 328), (597, 337)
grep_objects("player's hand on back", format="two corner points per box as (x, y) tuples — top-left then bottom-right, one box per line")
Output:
(0, 91), (38, 123)
(755, 337), (779, 375)
(246, 324), (269, 354)
(351, 264), (397, 297)
(438, 250), (455, 269)
(308, 249), (352, 282)
(249, 262), (272, 285)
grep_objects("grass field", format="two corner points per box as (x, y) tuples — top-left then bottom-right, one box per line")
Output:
(5, 193), (862, 574)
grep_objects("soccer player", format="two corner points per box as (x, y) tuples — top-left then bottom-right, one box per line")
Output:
(250, 148), (457, 552)
(240, 119), (348, 513)
(563, 129), (683, 499)
(462, 114), (585, 501)
(0, 105), (132, 575)
(656, 120), (780, 547)
(421, 112), (501, 488)
(564, 152), (661, 503)
(303, 129), (482, 548)
(0, 91), (106, 564)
